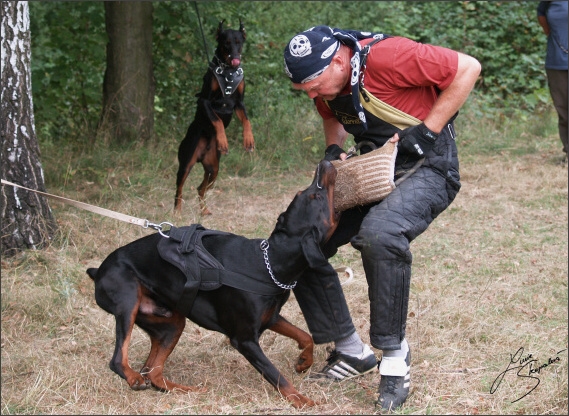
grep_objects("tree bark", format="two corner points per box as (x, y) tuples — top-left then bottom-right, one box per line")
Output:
(1, 1), (57, 257)
(100, 1), (155, 143)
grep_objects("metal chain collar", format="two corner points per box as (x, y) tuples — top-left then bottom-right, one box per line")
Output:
(260, 239), (297, 290)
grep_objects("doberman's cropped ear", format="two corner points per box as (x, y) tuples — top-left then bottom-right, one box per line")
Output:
(301, 228), (328, 271)
(217, 19), (225, 39)
(239, 19), (246, 38)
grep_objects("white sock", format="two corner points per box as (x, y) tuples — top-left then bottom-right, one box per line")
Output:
(335, 332), (373, 358)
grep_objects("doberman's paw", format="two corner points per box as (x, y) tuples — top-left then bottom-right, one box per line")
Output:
(215, 135), (229, 155)
(287, 393), (316, 408)
(295, 346), (314, 373)
(216, 140), (229, 155)
(128, 375), (150, 391)
(295, 356), (313, 373)
(199, 200), (212, 216)
(243, 134), (255, 152)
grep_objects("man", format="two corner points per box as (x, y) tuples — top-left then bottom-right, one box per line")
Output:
(537, 1), (568, 163)
(283, 26), (480, 411)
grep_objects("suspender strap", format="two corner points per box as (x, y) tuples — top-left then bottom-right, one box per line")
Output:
(359, 87), (422, 130)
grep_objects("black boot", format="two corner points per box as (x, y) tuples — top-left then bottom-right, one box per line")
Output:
(376, 348), (411, 411)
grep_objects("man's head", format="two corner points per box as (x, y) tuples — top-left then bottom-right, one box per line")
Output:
(284, 26), (341, 84)
(284, 26), (352, 100)
(284, 26), (388, 128)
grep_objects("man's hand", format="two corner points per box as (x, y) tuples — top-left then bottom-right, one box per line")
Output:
(324, 144), (346, 161)
(398, 123), (438, 157)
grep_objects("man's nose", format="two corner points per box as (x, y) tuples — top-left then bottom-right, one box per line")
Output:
(306, 90), (318, 99)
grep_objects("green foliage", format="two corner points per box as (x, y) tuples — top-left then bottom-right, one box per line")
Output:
(29, 2), (106, 142)
(29, 1), (551, 166)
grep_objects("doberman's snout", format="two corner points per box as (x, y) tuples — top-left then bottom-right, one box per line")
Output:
(315, 159), (337, 190)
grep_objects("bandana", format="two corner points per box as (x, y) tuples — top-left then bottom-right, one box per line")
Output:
(284, 25), (389, 130)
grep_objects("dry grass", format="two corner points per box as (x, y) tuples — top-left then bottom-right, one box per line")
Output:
(2, 125), (568, 414)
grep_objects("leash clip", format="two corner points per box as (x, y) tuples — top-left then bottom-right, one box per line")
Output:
(144, 221), (174, 238)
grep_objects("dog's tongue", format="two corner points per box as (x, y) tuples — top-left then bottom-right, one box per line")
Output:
(231, 58), (241, 67)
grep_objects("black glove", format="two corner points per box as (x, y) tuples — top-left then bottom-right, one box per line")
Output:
(324, 144), (346, 161)
(398, 123), (438, 157)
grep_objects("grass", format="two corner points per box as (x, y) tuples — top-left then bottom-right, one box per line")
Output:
(1, 107), (567, 414)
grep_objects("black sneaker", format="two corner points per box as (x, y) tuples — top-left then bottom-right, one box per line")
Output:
(376, 349), (411, 411)
(308, 344), (378, 381)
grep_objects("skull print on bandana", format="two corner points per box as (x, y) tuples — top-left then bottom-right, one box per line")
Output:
(289, 34), (312, 58)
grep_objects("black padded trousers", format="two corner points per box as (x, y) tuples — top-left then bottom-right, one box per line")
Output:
(293, 125), (460, 351)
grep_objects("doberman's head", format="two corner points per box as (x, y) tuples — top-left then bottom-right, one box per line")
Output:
(271, 160), (340, 269)
(215, 19), (246, 69)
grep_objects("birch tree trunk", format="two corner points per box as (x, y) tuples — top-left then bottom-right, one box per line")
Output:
(1, 1), (57, 257)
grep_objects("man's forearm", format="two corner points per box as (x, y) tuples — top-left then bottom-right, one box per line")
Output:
(323, 117), (349, 148)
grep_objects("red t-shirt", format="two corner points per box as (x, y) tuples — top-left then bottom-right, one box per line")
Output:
(315, 37), (459, 121)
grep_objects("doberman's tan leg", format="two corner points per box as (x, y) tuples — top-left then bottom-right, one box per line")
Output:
(269, 315), (314, 373)
(109, 288), (149, 390)
(175, 137), (209, 214)
(235, 107), (255, 152)
(138, 310), (206, 393)
(197, 144), (220, 216)
(211, 118), (229, 155)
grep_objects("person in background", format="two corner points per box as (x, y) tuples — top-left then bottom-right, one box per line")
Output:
(537, 1), (568, 164)
(283, 26), (480, 411)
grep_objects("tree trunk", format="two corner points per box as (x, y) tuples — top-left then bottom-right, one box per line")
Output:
(1, 1), (57, 257)
(100, 1), (154, 143)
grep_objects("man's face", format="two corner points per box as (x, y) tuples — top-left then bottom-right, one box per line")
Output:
(291, 56), (348, 100)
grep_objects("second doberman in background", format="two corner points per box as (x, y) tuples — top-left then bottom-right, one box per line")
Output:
(175, 20), (255, 215)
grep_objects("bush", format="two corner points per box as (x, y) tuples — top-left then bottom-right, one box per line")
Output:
(29, 1), (550, 154)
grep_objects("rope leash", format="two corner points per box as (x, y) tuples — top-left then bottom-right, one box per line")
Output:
(193, 1), (210, 64)
(2, 179), (357, 285)
(1, 179), (173, 237)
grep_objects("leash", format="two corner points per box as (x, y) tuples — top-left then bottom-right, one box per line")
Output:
(3, 178), (357, 288)
(193, 1), (210, 64)
(1, 179), (173, 237)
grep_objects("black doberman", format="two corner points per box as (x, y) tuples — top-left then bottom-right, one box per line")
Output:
(87, 160), (339, 408)
(175, 20), (255, 215)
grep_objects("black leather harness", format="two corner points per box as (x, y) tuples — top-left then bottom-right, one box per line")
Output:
(210, 56), (244, 98)
(157, 225), (286, 316)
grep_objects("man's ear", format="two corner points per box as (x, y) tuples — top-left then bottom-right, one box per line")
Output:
(301, 228), (328, 270)
(332, 47), (347, 71)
